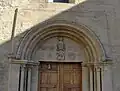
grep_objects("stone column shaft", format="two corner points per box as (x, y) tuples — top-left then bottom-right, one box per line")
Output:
(20, 66), (25, 91)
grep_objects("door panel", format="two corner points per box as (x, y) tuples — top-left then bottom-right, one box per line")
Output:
(63, 63), (82, 91)
(39, 62), (58, 91)
(39, 62), (82, 91)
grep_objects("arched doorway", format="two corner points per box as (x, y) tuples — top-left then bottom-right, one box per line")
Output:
(16, 21), (106, 91)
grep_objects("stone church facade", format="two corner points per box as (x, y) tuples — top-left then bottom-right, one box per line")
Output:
(0, 0), (120, 91)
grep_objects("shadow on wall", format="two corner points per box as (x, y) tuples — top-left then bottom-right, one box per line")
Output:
(0, 0), (109, 91)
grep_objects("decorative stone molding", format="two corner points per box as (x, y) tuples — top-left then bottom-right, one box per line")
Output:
(16, 20), (106, 62)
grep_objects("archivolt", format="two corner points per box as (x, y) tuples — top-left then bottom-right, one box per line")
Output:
(16, 21), (106, 62)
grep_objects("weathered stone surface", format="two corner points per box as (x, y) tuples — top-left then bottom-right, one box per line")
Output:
(0, 0), (120, 91)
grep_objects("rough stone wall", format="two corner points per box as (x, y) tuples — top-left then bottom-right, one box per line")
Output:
(0, 0), (120, 91)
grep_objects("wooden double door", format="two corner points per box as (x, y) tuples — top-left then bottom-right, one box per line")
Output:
(38, 62), (82, 91)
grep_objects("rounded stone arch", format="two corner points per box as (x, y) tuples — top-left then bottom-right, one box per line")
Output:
(16, 21), (106, 63)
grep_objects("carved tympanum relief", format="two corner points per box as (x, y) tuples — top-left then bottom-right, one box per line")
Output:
(56, 37), (65, 60)
(34, 37), (85, 62)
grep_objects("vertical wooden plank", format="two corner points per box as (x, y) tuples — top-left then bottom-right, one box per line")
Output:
(80, 63), (82, 91)
(57, 64), (60, 91)
(60, 63), (64, 91)
(41, 88), (46, 91)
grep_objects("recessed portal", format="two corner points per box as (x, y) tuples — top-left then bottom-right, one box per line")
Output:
(17, 23), (105, 91)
